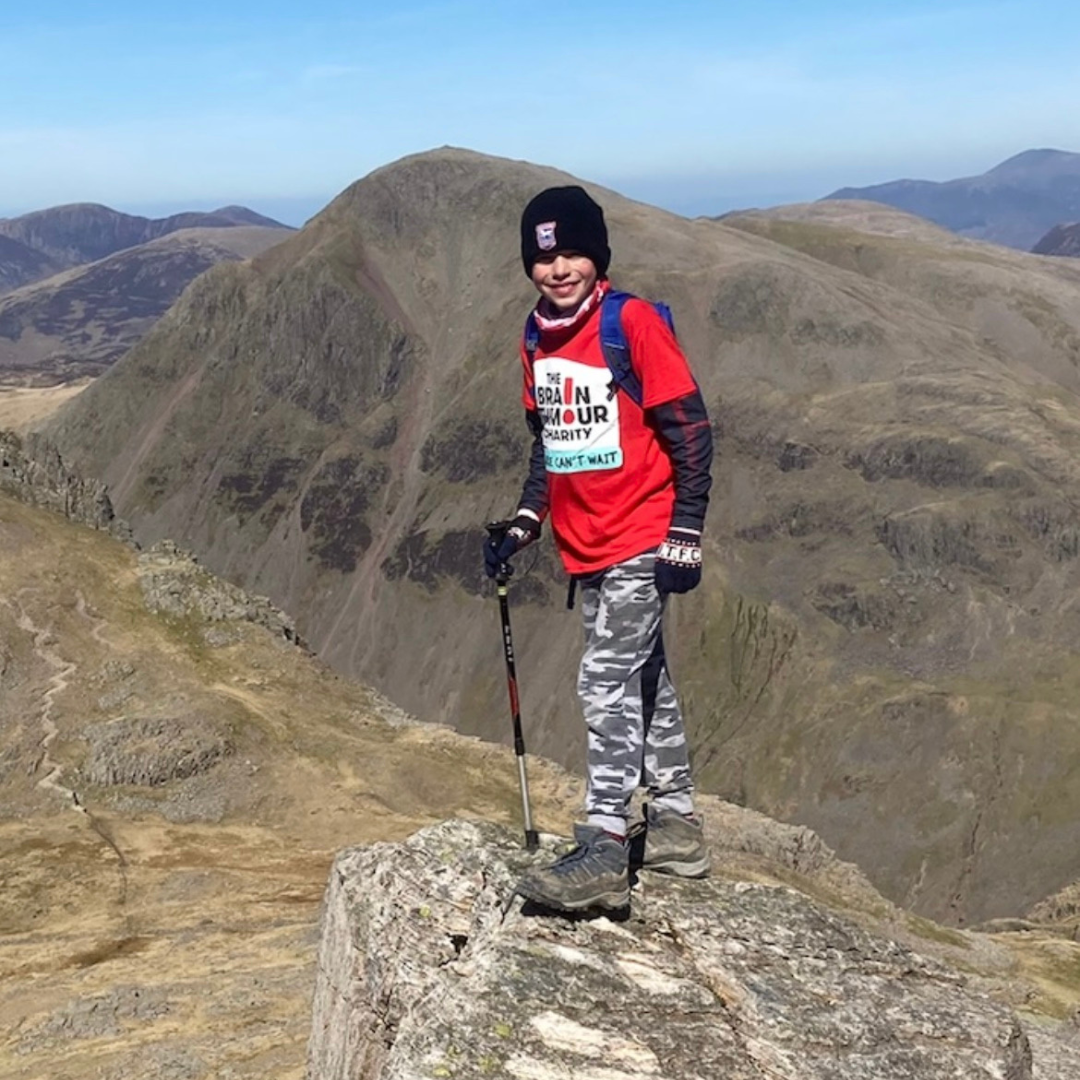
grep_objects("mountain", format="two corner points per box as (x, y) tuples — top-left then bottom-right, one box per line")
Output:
(199, 204), (286, 227)
(41, 147), (1080, 929)
(0, 232), (61, 294)
(0, 225), (292, 384)
(3, 450), (1077, 1078)
(0, 202), (289, 293)
(824, 148), (1080, 249)
(1034, 221), (1080, 257)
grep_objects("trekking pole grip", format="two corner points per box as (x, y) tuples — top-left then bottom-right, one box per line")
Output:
(485, 519), (514, 584)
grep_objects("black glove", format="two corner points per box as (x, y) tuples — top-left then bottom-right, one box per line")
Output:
(484, 514), (541, 579)
(655, 527), (702, 595)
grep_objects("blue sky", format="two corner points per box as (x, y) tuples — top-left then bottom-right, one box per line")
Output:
(3, 0), (1079, 225)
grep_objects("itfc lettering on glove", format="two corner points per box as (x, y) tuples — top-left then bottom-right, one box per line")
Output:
(484, 512), (541, 579)
(655, 527), (702, 595)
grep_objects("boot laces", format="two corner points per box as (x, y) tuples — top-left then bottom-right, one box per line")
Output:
(549, 841), (593, 875)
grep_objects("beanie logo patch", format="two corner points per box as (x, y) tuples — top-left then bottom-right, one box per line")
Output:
(536, 222), (557, 251)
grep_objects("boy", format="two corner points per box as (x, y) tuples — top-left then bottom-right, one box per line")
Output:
(485, 185), (713, 912)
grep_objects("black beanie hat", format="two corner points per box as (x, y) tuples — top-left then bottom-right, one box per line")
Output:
(520, 185), (610, 277)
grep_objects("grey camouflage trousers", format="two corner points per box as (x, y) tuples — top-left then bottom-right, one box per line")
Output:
(577, 550), (696, 835)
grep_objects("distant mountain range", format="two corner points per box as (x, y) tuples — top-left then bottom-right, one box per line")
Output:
(0, 202), (288, 295)
(824, 148), (1080, 251)
(0, 226), (291, 383)
(0, 203), (292, 382)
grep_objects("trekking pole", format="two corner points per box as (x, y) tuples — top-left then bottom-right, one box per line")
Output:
(486, 521), (540, 852)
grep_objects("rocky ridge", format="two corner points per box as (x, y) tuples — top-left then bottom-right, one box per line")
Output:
(0, 427), (298, 645)
(0, 428), (125, 535)
(136, 538), (298, 642)
(310, 818), (1080, 1079)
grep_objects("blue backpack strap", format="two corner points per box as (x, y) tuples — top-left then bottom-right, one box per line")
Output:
(523, 312), (540, 406)
(599, 290), (643, 408)
(653, 301), (676, 335)
(524, 311), (540, 356)
(601, 290), (677, 409)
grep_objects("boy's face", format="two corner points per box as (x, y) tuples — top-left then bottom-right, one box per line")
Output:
(530, 251), (598, 313)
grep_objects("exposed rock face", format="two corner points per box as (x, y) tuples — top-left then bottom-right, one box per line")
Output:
(83, 712), (235, 787)
(308, 819), (1040, 1080)
(137, 539), (298, 642)
(0, 429), (297, 643)
(0, 428), (127, 536)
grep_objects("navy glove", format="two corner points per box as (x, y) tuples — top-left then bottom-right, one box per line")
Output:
(655, 527), (702, 594)
(484, 514), (541, 579)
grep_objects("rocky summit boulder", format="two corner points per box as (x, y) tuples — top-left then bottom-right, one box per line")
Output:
(309, 818), (1043, 1080)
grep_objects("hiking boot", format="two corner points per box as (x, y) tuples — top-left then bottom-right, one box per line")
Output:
(631, 803), (711, 878)
(517, 824), (630, 913)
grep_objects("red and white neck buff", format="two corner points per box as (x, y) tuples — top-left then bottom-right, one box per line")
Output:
(533, 279), (610, 333)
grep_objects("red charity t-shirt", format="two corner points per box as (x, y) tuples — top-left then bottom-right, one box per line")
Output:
(521, 296), (699, 574)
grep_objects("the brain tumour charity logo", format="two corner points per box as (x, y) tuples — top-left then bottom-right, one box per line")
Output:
(536, 221), (557, 250)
